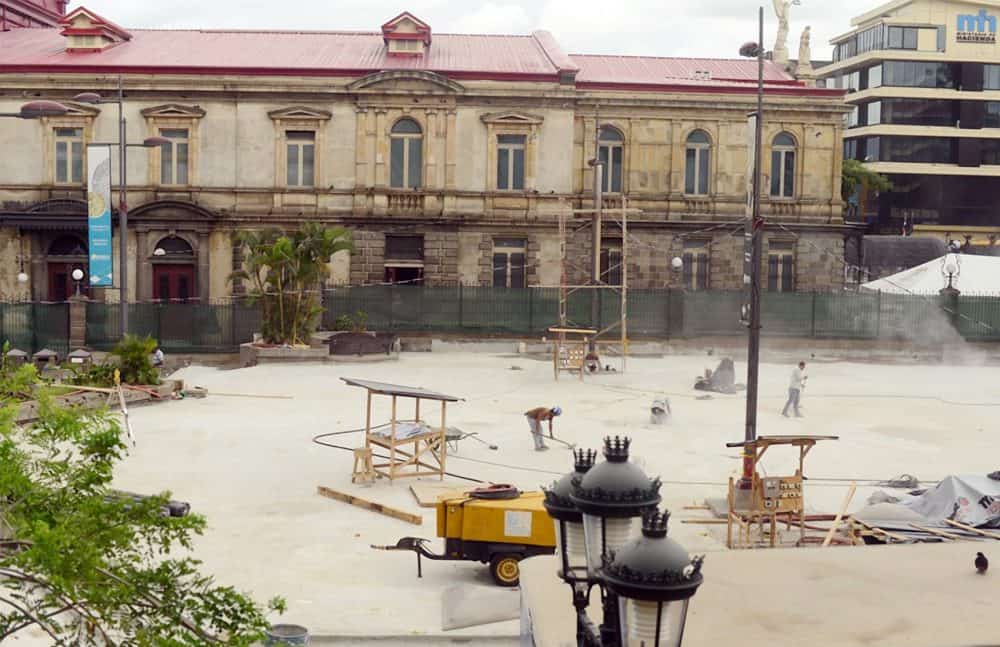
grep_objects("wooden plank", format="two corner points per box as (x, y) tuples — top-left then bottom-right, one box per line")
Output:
(317, 486), (422, 526)
(944, 519), (1000, 539)
(822, 483), (856, 548)
(681, 519), (729, 525)
(409, 482), (470, 508)
(853, 518), (909, 543)
(909, 523), (963, 541)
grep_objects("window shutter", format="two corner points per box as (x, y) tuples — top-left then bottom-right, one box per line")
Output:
(510, 253), (526, 288)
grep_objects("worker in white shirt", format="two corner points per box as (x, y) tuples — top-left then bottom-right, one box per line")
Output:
(782, 361), (807, 418)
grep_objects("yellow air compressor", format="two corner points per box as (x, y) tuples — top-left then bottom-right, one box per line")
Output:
(372, 485), (555, 586)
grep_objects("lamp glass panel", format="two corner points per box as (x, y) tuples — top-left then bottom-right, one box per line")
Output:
(555, 519), (587, 573)
(618, 597), (690, 647)
(582, 513), (636, 575)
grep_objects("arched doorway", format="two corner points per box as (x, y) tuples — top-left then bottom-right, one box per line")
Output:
(46, 235), (90, 301)
(151, 236), (196, 302)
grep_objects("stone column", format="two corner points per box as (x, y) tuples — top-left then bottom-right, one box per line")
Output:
(68, 296), (87, 349)
(198, 232), (210, 302)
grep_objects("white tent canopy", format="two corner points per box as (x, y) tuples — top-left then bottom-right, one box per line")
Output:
(862, 254), (1000, 295)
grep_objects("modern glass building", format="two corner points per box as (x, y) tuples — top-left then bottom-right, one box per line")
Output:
(823, 0), (1000, 252)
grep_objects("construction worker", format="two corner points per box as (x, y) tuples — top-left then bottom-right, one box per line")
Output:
(524, 406), (561, 451)
(782, 361), (807, 418)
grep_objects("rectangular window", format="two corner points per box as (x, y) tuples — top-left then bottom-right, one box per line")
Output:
(846, 105), (860, 128)
(681, 239), (709, 291)
(878, 136), (955, 163)
(598, 144), (624, 193)
(767, 241), (795, 292)
(985, 65), (1000, 90)
(385, 235), (424, 261)
(496, 134), (526, 190)
(159, 128), (189, 185)
(492, 237), (527, 288)
(937, 26), (946, 52)
(869, 63), (883, 88)
(285, 130), (315, 187)
(883, 60), (955, 88)
(867, 101), (882, 125)
(54, 127), (84, 184)
(880, 98), (956, 127)
(986, 102), (1000, 128)
(599, 238), (622, 286)
(844, 139), (858, 160)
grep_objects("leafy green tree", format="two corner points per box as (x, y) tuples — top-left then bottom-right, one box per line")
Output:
(842, 158), (892, 202)
(0, 395), (284, 644)
(231, 223), (353, 345)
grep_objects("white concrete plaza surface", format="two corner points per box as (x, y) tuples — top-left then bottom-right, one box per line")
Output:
(107, 352), (998, 640)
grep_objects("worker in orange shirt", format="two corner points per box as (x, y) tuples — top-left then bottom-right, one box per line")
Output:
(524, 406), (561, 451)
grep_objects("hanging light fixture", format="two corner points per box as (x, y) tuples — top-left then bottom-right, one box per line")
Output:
(543, 448), (596, 579)
(570, 436), (661, 577)
(601, 510), (704, 647)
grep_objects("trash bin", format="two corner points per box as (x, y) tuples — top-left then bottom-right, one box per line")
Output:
(265, 624), (309, 646)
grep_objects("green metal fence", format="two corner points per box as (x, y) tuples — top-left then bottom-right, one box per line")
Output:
(322, 287), (1000, 341)
(0, 302), (70, 356)
(85, 302), (260, 352)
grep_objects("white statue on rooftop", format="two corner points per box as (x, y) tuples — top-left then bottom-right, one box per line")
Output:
(773, 0), (791, 66)
(797, 26), (812, 70)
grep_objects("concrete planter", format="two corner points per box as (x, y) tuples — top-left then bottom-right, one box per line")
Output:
(240, 337), (399, 367)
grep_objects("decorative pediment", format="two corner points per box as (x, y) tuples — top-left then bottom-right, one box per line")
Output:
(347, 70), (464, 94)
(60, 6), (131, 52)
(141, 104), (206, 119)
(480, 111), (544, 126)
(129, 200), (217, 222)
(381, 12), (432, 45)
(57, 101), (101, 117)
(267, 106), (333, 122)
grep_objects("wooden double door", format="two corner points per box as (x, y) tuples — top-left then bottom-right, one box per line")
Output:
(152, 264), (196, 302)
(47, 262), (90, 301)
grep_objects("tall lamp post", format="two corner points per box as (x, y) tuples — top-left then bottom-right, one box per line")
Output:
(73, 76), (135, 338)
(737, 7), (766, 488)
(543, 439), (705, 646)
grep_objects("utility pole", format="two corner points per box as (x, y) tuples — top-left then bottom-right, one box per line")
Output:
(590, 108), (603, 345)
(740, 7), (766, 487)
(118, 75), (129, 337)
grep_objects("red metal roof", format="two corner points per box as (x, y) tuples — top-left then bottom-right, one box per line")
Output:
(0, 21), (840, 96)
(570, 54), (842, 95)
(0, 28), (565, 79)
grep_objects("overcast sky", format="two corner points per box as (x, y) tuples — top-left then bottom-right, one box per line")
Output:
(73, 0), (877, 60)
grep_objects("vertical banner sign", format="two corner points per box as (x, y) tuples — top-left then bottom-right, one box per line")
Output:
(740, 113), (757, 327)
(86, 145), (113, 287)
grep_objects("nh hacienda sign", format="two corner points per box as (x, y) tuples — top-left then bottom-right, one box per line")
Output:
(957, 9), (997, 43)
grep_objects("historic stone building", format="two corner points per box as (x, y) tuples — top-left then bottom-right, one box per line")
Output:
(0, 7), (849, 302)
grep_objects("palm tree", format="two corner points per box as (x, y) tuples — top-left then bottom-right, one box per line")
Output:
(230, 224), (352, 345)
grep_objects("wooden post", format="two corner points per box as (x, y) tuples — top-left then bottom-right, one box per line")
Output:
(822, 483), (857, 547)
(727, 477), (734, 549)
(390, 395), (397, 481)
(414, 397), (420, 424)
(439, 400), (447, 480)
(365, 390), (372, 450)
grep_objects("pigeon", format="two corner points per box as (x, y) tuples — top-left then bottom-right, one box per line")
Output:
(975, 552), (989, 575)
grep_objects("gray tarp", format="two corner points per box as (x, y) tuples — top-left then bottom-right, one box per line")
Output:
(867, 474), (1000, 529)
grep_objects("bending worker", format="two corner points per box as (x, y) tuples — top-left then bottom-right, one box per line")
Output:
(524, 406), (561, 451)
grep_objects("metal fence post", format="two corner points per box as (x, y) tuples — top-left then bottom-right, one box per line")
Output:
(875, 290), (882, 339)
(528, 287), (535, 334)
(810, 291), (817, 338)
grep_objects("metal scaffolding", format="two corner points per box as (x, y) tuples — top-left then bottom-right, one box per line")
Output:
(537, 197), (641, 376)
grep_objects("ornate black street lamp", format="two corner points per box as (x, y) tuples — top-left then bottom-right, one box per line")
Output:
(543, 437), (704, 647)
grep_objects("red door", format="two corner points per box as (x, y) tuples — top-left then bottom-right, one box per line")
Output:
(47, 262), (90, 301)
(152, 264), (196, 302)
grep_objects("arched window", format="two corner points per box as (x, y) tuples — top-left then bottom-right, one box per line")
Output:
(684, 130), (711, 195)
(47, 235), (87, 256)
(598, 126), (624, 193)
(153, 236), (194, 257)
(770, 132), (797, 198)
(390, 118), (423, 189)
